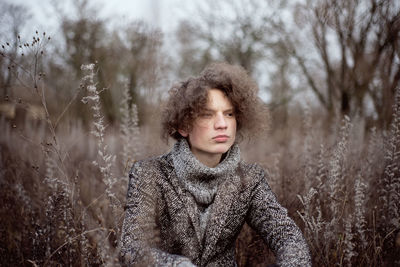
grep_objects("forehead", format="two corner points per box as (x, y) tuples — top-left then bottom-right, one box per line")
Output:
(205, 89), (233, 109)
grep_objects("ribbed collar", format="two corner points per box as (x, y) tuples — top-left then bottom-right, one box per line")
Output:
(171, 138), (240, 205)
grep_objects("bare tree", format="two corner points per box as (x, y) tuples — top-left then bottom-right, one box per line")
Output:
(175, 0), (284, 76)
(285, 0), (400, 127)
(123, 22), (163, 104)
(44, 0), (166, 125)
(106, 21), (165, 123)
(173, 0), (300, 131)
(176, 0), (399, 128)
(56, 0), (117, 122)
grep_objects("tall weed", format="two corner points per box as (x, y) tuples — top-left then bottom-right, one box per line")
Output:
(1, 33), (399, 266)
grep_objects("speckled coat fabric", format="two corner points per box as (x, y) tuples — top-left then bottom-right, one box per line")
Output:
(119, 139), (311, 266)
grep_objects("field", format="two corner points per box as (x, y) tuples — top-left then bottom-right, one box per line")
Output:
(0, 62), (399, 266)
(1, 0), (400, 262)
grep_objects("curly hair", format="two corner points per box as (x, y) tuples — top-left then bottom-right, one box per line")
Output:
(161, 62), (269, 142)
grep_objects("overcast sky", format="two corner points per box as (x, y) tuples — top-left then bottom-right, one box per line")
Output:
(6, 0), (191, 36)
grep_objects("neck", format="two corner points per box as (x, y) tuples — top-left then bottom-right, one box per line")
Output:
(191, 149), (222, 168)
(171, 138), (241, 176)
(171, 139), (240, 205)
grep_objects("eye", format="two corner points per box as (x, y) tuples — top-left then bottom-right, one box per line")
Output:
(199, 112), (212, 118)
(226, 112), (235, 117)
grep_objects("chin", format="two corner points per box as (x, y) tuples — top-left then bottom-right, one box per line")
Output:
(213, 143), (233, 154)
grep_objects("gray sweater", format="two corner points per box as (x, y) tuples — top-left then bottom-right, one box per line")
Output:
(119, 139), (311, 266)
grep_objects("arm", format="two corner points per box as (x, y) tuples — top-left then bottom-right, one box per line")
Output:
(119, 161), (196, 266)
(246, 168), (311, 267)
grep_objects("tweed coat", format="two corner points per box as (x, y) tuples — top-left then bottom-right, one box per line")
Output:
(119, 140), (311, 266)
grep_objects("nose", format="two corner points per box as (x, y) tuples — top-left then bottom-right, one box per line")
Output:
(214, 113), (227, 129)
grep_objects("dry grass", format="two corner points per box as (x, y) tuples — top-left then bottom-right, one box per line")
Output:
(0, 42), (399, 265)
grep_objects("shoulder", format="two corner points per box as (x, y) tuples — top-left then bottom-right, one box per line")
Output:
(128, 152), (173, 179)
(238, 161), (269, 179)
(237, 161), (271, 188)
(129, 156), (161, 174)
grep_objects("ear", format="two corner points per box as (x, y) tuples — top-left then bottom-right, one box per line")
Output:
(178, 129), (188, 137)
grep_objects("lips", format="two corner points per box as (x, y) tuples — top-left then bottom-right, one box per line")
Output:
(213, 135), (229, 142)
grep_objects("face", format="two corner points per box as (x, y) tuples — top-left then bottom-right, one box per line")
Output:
(179, 89), (237, 166)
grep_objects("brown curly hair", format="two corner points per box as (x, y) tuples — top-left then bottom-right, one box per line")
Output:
(161, 62), (269, 142)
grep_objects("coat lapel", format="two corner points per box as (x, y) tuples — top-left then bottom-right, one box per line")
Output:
(201, 172), (240, 262)
(166, 167), (203, 246)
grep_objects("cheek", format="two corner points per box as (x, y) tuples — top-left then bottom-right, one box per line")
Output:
(190, 124), (212, 140)
(231, 120), (237, 133)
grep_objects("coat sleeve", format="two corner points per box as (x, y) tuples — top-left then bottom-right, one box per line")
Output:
(119, 161), (196, 267)
(246, 166), (311, 267)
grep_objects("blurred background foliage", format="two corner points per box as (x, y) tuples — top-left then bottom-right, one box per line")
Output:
(0, 0), (399, 266)
(1, 0), (399, 131)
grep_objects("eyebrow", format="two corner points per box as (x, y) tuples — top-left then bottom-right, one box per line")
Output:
(203, 108), (234, 113)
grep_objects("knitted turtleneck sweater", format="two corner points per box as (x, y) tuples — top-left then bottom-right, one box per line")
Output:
(171, 139), (240, 241)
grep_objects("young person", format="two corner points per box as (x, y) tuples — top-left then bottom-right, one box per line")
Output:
(119, 63), (311, 266)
